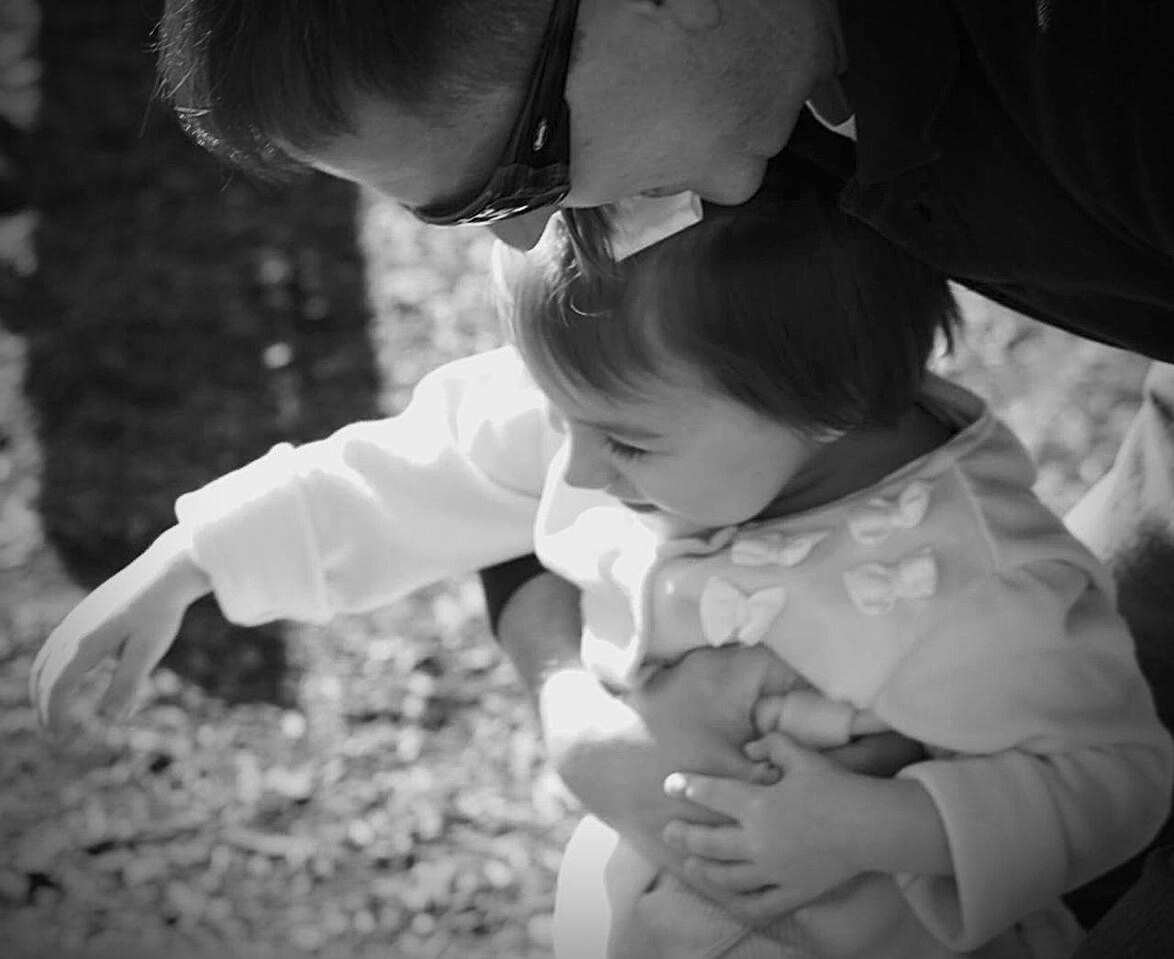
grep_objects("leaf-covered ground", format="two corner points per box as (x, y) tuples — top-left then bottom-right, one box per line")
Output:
(0, 2), (1154, 957)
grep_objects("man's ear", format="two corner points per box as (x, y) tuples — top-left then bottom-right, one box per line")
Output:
(635, 0), (721, 33)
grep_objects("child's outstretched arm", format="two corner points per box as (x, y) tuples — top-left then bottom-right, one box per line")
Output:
(32, 346), (560, 737)
(30, 525), (210, 735)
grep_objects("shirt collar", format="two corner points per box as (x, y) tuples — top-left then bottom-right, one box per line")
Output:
(837, 0), (961, 183)
(807, 96), (858, 141)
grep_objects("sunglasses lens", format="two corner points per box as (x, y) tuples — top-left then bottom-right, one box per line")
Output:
(412, 163), (570, 226)
(412, 0), (579, 227)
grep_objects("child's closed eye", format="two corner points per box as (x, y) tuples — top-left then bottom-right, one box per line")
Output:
(605, 436), (648, 461)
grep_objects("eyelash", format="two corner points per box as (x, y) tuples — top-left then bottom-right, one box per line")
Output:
(605, 436), (648, 461)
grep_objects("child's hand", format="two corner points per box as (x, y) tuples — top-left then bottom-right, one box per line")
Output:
(30, 526), (211, 736)
(661, 732), (873, 922)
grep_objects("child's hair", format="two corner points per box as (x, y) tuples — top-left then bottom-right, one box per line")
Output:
(497, 155), (958, 437)
(156, 0), (548, 177)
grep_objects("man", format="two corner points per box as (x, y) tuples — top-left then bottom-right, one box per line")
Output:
(157, 0), (1174, 949)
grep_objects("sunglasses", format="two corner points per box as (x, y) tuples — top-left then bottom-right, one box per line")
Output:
(409, 0), (580, 226)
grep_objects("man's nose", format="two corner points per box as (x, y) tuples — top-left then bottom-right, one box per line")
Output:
(563, 437), (614, 490)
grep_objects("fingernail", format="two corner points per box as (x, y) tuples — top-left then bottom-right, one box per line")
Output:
(663, 773), (687, 796)
(662, 823), (681, 844)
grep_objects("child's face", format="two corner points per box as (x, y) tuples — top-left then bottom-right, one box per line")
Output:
(539, 368), (823, 531)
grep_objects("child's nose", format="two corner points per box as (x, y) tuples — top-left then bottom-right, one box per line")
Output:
(563, 435), (614, 490)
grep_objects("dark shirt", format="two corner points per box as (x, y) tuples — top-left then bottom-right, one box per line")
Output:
(787, 0), (1174, 362)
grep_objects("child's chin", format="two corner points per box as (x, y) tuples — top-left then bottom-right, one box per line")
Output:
(632, 509), (717, 541)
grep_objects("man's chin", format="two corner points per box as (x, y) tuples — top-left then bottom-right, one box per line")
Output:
(697, 173), (767, 207)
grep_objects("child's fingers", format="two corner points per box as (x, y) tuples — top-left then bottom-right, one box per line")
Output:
(664, 771), (753, 819)
(663, 819), (749, 861)
(747, 760), (781, 785)
(682, 857), (767, 893)
(32, 618), (127, 734)
(724, 884), (801, 927)
(744, 736), (771, 762)
(98, 608), (182, 721)
(752, 695), (787, 735)
(746, 732), (810, 770)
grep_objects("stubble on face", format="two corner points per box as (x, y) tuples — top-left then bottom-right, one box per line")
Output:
(561, 0), (838, 207)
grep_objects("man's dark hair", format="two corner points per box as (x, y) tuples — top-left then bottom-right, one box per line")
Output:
(156, 0), (550, 176)
(501, 154), (959, 437)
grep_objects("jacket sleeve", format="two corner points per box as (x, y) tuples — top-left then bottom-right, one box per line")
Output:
(872, 560), (1174, 951)
(174, 347), (562, 625)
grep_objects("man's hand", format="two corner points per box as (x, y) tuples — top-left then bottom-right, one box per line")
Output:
(539, 649), (796, 914)
(492, 570), (927, 920)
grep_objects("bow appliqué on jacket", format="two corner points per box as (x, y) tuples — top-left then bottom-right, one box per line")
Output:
(846, 480), (932, 547)
(730, 529), (829, 568)
(699, 577), (787, 647)
(842, 548), (939, 616)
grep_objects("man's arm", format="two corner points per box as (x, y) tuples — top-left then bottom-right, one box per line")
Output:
(492, 569), (763, 817)
(491, 568), (766, 904)
(486, 564), (925, 918)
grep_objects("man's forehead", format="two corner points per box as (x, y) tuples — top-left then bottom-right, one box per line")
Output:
(305, 87), (520, 208)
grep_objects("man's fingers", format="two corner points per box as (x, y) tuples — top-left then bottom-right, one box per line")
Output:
(663, 820), (748, 861)
(664, 772), (749, 819)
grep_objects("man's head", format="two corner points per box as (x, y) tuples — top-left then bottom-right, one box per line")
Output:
(157, 0), (842, 228)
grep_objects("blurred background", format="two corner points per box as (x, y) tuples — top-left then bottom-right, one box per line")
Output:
(0, 2), (1152, 957)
